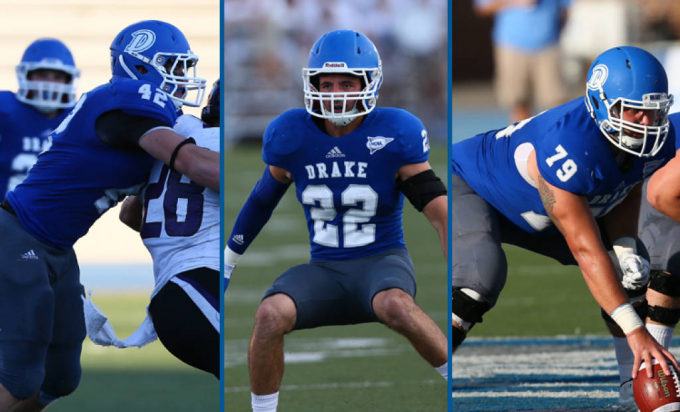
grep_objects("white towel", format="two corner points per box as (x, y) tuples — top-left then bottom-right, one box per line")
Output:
(81, 291), (157, 348)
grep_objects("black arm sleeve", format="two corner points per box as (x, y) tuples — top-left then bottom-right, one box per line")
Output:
(95, 110), (171, 152)
(397, 169), (447, 212)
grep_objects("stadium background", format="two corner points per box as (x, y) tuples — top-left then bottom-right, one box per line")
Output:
(0, 1), (220, 411)
(223, 1), (448, 411)
(453, 1), (680, 410)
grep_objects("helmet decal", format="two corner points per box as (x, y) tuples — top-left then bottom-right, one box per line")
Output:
(124, 30), (156, 54)
(587, 64), (608, 91)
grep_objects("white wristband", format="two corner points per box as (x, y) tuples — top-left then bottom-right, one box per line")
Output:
(610, 303), (644, 335)
(224, 246), (242, 267)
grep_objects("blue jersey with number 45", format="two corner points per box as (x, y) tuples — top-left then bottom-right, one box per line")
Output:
(264, 108), (430, 260)
(0, 91), (71, 200)
(7, 78), (177, 249)
(452, 97), (675, 235)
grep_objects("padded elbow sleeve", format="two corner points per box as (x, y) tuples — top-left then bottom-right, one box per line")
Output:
(397, 169), (447, 212)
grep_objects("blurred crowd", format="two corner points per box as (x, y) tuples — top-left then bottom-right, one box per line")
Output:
(458, 0), (680, 122)
(224, 0), (448, 143)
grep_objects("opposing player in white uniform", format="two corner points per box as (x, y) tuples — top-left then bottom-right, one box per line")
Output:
(117, 80), (221, 377)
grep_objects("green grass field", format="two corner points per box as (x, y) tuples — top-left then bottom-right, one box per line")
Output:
(224, 144), (448, 412)
(472, 245), (609, 338)
(49, 292), (219, 412)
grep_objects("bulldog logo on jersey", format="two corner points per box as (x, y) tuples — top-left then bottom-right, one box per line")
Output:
(124, 29), (156, 54)
(587, 64), (609, 91)
(367, 136), (394, 155)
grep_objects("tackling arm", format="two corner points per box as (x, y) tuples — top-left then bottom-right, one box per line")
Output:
(138, 128), (220, 192)
(397, 161), (447, 258)
(647, 148), (680, 223)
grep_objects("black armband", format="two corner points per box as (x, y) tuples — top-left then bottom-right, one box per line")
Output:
(95, 110), (170, 152)
(169, 137), (196, 173)
(396, 169), (447, 212)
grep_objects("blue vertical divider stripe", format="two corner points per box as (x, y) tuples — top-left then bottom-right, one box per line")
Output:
(447, 2), (453, 412)
(219, 0), (225, 410)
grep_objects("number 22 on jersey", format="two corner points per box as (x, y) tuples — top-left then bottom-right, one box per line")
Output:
(302, 184), (377, 248)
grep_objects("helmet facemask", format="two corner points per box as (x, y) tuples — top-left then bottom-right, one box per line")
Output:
(588, 88), (673, 157)
(302, 66), (382, 127)
(122, 50), (206, 109)
(16, 62), (79, 113)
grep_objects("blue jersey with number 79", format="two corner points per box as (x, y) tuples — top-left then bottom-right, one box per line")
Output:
(6, 77), (177, 249)
(451, 97), (675, 235)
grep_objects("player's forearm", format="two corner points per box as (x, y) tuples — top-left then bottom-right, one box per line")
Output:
(227, 166), (290, 255)
(174, 145), (220, 192)
(648, 177), (680, 223)
(649, 195), (680, 223)
(647, 151), (680, 223)
(422, 196), (447, 258)
(570, 239), (629, 314)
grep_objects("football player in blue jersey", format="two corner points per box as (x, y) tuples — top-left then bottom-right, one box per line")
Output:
(225, 30), (448, 412)
(0, 38), (80, 200)
(451, 46), (680, 408)
(0, 20), (219, 411)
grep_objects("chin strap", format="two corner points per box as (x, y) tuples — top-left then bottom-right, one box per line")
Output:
(327, 106), (359, 127)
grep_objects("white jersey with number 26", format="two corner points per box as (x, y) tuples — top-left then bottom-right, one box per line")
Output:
(141, 114), (220, 297)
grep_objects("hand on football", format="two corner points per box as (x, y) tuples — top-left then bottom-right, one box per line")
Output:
(618, 251), (650, 290)
(627, 327), (679, 379)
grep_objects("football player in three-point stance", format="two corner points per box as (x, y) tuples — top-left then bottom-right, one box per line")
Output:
(451, 46), (680, 409)
(0, 38), (80, 199)
(0, 20), (218, 411)
(225, 30), (448, 412)
(118, 79), (221, 378)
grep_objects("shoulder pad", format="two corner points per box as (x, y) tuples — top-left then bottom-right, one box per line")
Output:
(373, 108), (430, 165)
(106, 79), (178, 127)
(262, 109), (307, 166)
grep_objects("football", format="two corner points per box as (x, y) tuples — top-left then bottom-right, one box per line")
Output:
(634, 359), (680, 412)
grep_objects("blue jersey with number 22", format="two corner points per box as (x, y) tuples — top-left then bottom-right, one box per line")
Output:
(452, 98), (675, 235)
(7, 78), (177, 249)
(263, 108), (430, 260)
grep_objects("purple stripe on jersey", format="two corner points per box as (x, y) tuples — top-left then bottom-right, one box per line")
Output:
(176, 273), (219, 311)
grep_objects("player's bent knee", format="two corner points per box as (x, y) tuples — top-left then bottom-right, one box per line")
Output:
(373, 288), (415, 328)
(255, 294), (297, 333)
(647, 270), (680, 325)
(452, 287), (490, 346)
(649, 270), (680, 297)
